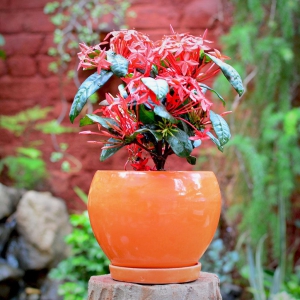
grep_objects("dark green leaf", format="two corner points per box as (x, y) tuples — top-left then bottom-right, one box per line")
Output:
(139, 104), (155, 124)
(199, 83), (226, 106)
(210, 111), (231, 146)
(141, 77), (169, 100)
(205, 54), (244, 96)
(165, 129), (193, 157)
(206, 131), (224, 152)
(154, 104), (178, 123)
(106, 51), (128, 77)
(100, 138), (124, 161)
(180, 120), (194, 136)
(69, 71), (113, 123)
(135, 128), (163, 141)
(150, 65), (158, 78)
(187, 156), (197, 165)
(0, 50), (6, 60)
(126, 128), (162, 144)
(79, 114), (118, 128)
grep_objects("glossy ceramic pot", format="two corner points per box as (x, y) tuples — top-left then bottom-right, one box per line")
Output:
(88, 171), (221, 284)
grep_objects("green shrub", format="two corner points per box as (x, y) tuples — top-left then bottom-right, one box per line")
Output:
(50, 211), (109, 300)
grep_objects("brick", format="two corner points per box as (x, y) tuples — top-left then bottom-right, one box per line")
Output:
(36, 55), (55, 77)
(127, 5), (180, 29)
(0, 11), (54, 33)
(0, 76), (46, 100)
(3, 33), (44, 56)
(132, 29), (170, 42)
(0, 59), (7, 77)
(181, 0), (219, 29)
(43, 77), (77, 102)
(39, 34), (54, 55)
(0, 0), (10, 9)
(23, 11), (55, 33)
(7, 55), (37, 76)
(2, 0), (50, 9)
(0, 98), (42, 114)
(0, 12), (23, 33)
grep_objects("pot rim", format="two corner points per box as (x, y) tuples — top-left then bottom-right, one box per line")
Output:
(94, 170), (216, 174)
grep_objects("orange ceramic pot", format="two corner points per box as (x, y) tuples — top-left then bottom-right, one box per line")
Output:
(88, 171), (221, 284)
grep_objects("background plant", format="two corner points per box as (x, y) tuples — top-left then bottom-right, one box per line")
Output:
(209, 0), (300, 296)
(50, 210), (109, 300)
(43, 0), (132, 171)
(0, 106), (77, 188)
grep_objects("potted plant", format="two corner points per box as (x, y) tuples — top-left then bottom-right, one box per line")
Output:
(69, 27), (244, 284)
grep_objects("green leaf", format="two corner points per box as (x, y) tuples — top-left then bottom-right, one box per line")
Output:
(187, 156), (197, 165)
(118, 84), (128, 99)
(139, 104), (155, 124)
(206, 131), (224, 152)
(141, 77), (169, 100)
(79, 114), (118, 129)
(154, 104), (178, 123)
(73, 186), (88, 204)
(199, 83), (226, 106)
(150, 65), (158, 78)
(209, 110), (231, 146)
(17, 147), (42, 159)
(0, 50), (6, 60)
(134, 128), (163, 141)
(193, 139), (202, 148)
(69, 70), (113, 123)
(35, 120), (76, 134)
(106, 51), (128, 77)
(205, 54), (244, 96)
(100, 138), (124, 161)
(165, 129), (193, 157)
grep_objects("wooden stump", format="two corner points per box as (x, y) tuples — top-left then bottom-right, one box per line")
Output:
(88, 272), (222, 300)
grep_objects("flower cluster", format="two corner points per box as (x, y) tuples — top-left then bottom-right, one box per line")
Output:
(70, 28), (244, 170)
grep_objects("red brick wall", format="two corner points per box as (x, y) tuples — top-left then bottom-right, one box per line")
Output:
(0, 0), (231, 210)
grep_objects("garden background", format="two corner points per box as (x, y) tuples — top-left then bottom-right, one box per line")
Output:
(0, 0), (299, 299)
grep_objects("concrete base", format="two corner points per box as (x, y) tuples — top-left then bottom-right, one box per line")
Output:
(88, 272), (222, 300)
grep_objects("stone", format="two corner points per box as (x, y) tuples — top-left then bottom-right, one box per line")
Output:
(15, 191), (71, 270)
(88, 273), (222, 300)
(0, 183), (24, 220)
(0, 259), (24, 281)
(40, 278), (63, 300)
(0, 217), (16, 254)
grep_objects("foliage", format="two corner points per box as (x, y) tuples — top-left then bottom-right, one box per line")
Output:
(44, 0), (131, 75)
(0, 106), (77, 188)
(200, 230), (239, 284)
(70, 28), (244, 170)
(0, 146), (47, 189)
(43, 0), (131, 170)
(241, 236), (300, 300)
(215, 0), (300, 290)
(0, 106), (75, 136)
(0, 34), (6, 59)
(50, 211), (109, 300)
